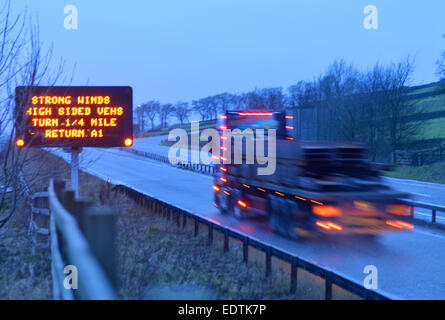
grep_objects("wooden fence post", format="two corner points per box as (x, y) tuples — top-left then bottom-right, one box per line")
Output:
(81, 206), (117, 287)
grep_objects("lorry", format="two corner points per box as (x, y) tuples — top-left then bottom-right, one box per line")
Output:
(212, 110), (414, 239)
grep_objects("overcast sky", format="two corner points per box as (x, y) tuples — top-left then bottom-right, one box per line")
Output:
(12, 0), (445, 105)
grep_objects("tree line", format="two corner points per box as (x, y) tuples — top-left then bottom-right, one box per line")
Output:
(138, 57), (423, 159)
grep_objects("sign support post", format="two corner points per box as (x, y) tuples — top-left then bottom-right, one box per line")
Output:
(67, 147), (82, 198)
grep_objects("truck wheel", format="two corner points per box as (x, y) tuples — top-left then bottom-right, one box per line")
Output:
(269, 195), (299, 240)
(220, 189), (232, 215)
(268, 195), (281, 233)
(215, 188), (232, 215)
(233, 201), (249, 219)
(282, 199), (299, 241)
(233, 190), (248, 220)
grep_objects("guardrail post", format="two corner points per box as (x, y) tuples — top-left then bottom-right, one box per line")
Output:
(243, 238), (248, 263)
(290, 258), (298, 294)
(208, 224), (213, 245)
(176, 210), (180, 227)
(432, 209), (436, 223)
(325, 271), (333, 300)
(194, 219), (199, 237)
(265, 247), (272, 277)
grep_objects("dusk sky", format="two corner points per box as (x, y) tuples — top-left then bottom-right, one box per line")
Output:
(13, 0), (445, 105)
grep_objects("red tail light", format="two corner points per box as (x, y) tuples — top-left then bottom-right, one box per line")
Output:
(386, 220), (414, 229)
(238, 200), (248, 208)
(316, 221), (343, 231)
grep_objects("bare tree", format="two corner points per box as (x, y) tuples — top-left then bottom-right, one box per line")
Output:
(192, 99), (209, 121)
(173, 101), (190, 124)
(436, 34), (445, 80)
(159, 103), (174, 128)
(378, 57), (419, 152)
(142, 100), (160, 129)
(0, 2), (67, 231)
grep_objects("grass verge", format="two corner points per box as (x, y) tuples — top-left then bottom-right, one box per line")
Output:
(1, 149), (311, 299)
(383, 161), (445, 184)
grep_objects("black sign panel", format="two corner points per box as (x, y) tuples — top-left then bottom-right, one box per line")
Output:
(15, 86), (133, 148)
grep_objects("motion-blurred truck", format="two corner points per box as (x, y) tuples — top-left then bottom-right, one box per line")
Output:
(213, 110), (414, 239)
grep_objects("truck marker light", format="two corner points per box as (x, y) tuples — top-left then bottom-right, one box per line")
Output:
(220, 167), (228, 172)
(286, 137), (294, 140)
(220, 177), (227, 182)
(242, 184), (250, 188)
(257, 188), (266, 192)
(295, 196), (307, 201)
(213, 202), (219, 207)
(275, 191), (285, 197)
(386, 204), (410, 216)
(221, 156), (227, 161)
(212, 185), (220, 192)
(221, 136), (227, 140)
(221, 146), (227, 151)
(220, 125), (227, 130)
(238, 200), (248, 208)
(286, 126), (294, 130)
(238, 112), (273, 116)
(285, 115), (294, 119)
(310, 200), (323, 205)
(224, 191), (230, 196)
(15, 138), (25, 147)
(212, 155), (220, 160)
(354, 201), (374, 212)
(312, 205), (342, 217)
(220, 115), (227, 119)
